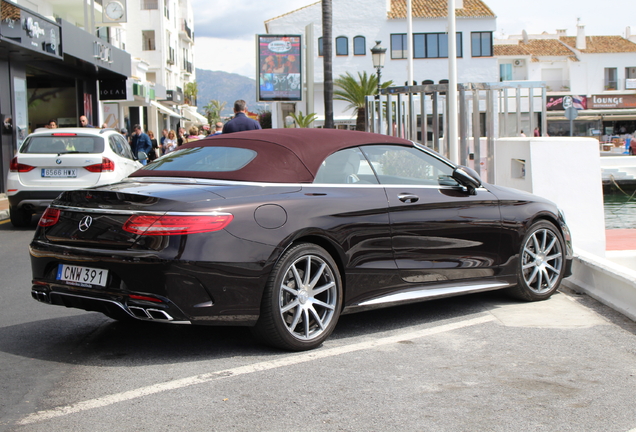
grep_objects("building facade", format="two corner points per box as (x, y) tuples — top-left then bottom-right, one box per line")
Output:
(265, 0), (499, 128)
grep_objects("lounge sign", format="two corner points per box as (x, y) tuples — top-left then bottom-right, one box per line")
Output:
(0, 0), (62, 59)
(589, 95), (636, 109)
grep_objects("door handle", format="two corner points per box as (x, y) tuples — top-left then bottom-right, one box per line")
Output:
(398, 193), (419, 203)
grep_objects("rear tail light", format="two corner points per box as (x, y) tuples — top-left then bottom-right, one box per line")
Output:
(129, 294), (163, 303)
(122, 213), (234, 236)
(39, 208), (61, 227)
(9, 157), (35, 172)
(84, 157), (115, 173)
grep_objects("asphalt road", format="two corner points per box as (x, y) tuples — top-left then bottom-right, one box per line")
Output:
(1, 218), (636, 431)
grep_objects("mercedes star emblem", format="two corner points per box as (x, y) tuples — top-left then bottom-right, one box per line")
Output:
(78, 216), (93, 232)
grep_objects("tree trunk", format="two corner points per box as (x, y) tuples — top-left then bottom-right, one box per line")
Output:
(322, 0), (334, 129)
(356, 107), (366, 131)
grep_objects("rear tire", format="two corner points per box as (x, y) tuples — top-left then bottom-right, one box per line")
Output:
(252, 243), (342, 351)
(10, 206), (32, 228)
(508, 221), (565, 301)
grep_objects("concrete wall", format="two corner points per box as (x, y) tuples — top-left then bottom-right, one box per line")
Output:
(494, 137), (605, 256)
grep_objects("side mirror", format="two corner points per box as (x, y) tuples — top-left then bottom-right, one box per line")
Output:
(452, 165), (481, 195)
(137, 151), (148, 161)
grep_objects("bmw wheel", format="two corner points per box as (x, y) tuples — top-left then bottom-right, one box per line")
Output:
(10, 206), (32, 228)
(253, 243), (342, 351)
(509, 221), (565, 301)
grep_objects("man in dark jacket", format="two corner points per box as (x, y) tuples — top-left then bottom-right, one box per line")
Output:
(131, 124), (153, 165)
(222, 100), (262, 134)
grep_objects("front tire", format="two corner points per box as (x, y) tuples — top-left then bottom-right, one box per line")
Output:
(252, 243), (342, 351)
(10, 206), (31, 228)
(508, 221), (565, 301)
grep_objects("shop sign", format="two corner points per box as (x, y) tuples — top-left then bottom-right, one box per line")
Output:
(0, 0), (62, 59)
(546, 95), (587, 111)
(99, 79), (127, 100)
(589, 94), (636, 109)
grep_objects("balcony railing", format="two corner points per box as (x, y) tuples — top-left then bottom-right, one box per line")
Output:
(626, 79), (636, 90)
(604, 80), (618, 91)
(181, 20), (192, 40)
(183, 60), (193, 74)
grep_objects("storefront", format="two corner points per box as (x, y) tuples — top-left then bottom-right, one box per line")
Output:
(0, 0), (130, 193)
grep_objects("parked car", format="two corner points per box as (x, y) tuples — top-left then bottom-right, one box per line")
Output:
(29, 129), (573, 351)
(7, 127), (142, 227)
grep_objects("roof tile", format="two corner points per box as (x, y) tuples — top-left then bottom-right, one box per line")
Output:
(560, 35), (636, 53)
(388, 0), (495, 19)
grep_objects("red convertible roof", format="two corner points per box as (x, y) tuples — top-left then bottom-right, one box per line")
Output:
(129, 129), (413, 183)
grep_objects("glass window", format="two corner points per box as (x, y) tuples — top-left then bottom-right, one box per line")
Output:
(353, 36), (366, 55)
(605, 68), (618, 90)
(413, 34), (425, 58)
(427, 33), (439, 58)
(114, 134), (134, 159)
(21, 136), (104, 154)
(314, 148), (379, 184)
(141, 0), (158, 9)
(336, 36), (348, 55)
(391, 34), (407, 59)
(318, 37), (323, 56)
(471, 32), (492, 57)
(142, 30), (155, 51)
(500, 64), (513, 81)
(142, 147), (257, 172)
(412, 33), (462, 59)
(359, 145), (457, 186)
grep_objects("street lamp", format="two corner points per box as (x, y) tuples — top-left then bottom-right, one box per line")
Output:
(370, 41), (386, 99)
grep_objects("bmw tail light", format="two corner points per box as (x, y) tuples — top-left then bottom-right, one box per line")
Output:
(10, 157), (35, 172)
(39, 208), (61, 227)
(123, 214), (234, 236)
(84, 157), (115, 173)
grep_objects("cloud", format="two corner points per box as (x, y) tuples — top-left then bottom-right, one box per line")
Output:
(191, 0), (317, 40)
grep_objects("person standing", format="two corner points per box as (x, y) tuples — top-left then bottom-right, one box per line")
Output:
(147, 130), (159, 161)
(79, 115), (95, 128)
(48, 119), (58, 129)
(213, 122), (223, 135)
(163, 130), (178, 154)
(131, 124), (153, 165)
(533, 127), (540, 137)
(222, 100), (261, 134)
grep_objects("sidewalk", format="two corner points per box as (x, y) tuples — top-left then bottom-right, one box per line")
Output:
(0, 194), (7, 222)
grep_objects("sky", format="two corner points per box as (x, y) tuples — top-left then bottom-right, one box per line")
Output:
(191, 0), (635, 80)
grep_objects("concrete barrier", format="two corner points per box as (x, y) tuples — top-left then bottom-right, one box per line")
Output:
(563, 248), (636, 322)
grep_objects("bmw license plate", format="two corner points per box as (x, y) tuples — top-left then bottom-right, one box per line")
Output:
(42, 168), (77, 178)
(56, 264), (108, 288)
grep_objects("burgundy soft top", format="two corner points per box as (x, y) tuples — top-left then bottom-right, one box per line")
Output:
(129, 129), (413, 183)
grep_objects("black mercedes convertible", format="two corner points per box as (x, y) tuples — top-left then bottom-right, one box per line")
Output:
(29, 129), (572, 350)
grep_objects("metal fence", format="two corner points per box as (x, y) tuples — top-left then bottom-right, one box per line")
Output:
(365, 81), (548, 180)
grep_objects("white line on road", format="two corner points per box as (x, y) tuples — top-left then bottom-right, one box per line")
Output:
(17, 314), (495, 425)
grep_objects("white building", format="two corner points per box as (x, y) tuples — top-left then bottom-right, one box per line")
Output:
(265, 0), (499, 128)
(495, 22), (636, 140)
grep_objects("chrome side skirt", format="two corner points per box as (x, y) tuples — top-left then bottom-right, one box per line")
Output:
(349, 281), (512, 311)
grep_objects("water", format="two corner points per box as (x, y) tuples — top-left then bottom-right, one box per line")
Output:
(604, 192), (636, 229)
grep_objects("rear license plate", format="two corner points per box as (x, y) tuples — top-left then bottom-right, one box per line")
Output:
(42, 168), (77, 178)
(56, 264), (108, 288)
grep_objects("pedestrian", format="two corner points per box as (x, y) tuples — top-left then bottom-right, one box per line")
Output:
(534, 127), (540, 137)
(185, 126), (201, 143)
(520, 130), (526, 137)
(79, 115), (95, 128)
(163, 129), (178, 154)
(222, 100), (262, 134)
(160, 129), (168, 148)
(177, 127), (186, 147)
(213, 122), (223, 135)
(147, 130), (160, 161)
(48, 119), (58, 129)
(131, 124), (153, 165)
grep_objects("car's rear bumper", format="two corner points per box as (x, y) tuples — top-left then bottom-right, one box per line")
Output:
(8, 191), (65, 211)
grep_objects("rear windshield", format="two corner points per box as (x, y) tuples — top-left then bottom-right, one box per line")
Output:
(141, 147), (257, 172)
(21, 136), (104, 154)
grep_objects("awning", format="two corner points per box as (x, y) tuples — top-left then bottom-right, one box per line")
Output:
(151, 101), (182, 118)
(180, 105), (208, 124)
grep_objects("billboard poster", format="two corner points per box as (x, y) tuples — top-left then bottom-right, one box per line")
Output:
(546, 95), (587, 111)
(257, 35), (301, 102)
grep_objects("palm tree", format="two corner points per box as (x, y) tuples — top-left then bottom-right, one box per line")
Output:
(322, 0), (334, 129)
(289, 111), (318, 128)
(203, 100), (226, 125)
(334, 71), (393, 131)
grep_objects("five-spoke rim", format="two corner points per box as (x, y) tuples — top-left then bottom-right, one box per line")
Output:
(521, 228), (563, 294)
(279, 254), (337, 341)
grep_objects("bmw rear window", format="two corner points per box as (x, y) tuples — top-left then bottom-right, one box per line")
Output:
(21, 136), (104, 154)
(141, 147), (257, 172)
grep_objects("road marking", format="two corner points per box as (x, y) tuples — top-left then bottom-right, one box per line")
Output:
(0, 219), (10, 225)
(17, 314), (495, 425)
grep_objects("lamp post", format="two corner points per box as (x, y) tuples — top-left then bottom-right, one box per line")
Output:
(370, 41), (386, 99)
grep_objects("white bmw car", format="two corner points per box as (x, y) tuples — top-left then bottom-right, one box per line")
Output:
(7, 127), (142, 227)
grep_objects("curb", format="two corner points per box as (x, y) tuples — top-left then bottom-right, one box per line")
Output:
(0, 193), (7, 222)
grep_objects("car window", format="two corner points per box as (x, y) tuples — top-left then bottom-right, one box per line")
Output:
(314, 148), (379, 184)
(142, 146), (257, 172)
(359, 145), (458, 186)
(114, 134), (134, 160)
(21, 136), (104, 154)
(109, 135), (124, 157)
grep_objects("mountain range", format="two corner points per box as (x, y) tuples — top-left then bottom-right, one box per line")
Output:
(195, 68), (259, 118)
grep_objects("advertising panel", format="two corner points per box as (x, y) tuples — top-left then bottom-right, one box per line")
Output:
(588, 94), (636, 109)
(0, 0), (62, 58)
(257, 35), (302, 102)
(546, 95), (587, 111)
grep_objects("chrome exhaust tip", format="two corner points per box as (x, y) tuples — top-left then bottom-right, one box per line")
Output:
(128, 306), (173, 321)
